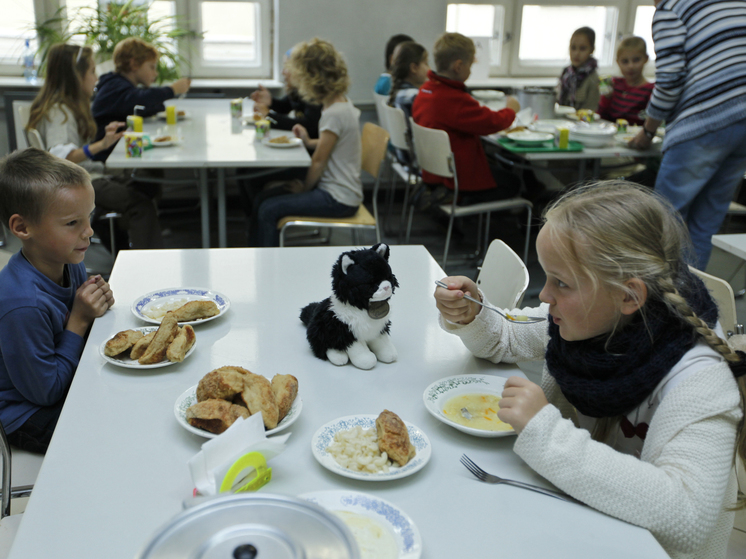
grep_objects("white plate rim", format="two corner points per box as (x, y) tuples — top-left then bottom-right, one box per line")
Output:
(299, 489), (422, 559)
(261, 136), (303, 148)
(422, 374), (515, 438)
(311, 414), (431, 481)
(131, 287), (231, 325)
(155, 110), (189, 120)
(174, 383), (303, 438)
(506, 131), (554, 145)
(99, 326), (196, 369)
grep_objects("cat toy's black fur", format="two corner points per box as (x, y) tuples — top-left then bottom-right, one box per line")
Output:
(300, 243), (399, 369)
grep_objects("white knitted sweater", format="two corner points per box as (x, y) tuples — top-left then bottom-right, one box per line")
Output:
(440, 298), (742, 558)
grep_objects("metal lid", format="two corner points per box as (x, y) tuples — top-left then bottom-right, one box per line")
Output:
(137, 493), (360, 559)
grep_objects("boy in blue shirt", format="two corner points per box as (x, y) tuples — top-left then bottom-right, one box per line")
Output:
(0, 149), (114, 453)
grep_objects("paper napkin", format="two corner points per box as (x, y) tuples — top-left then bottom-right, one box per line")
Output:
(188, 413), (290, 496)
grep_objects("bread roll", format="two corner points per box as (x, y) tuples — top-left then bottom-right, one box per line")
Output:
(271, 374), (298, 422)
(376, 409), (416, 466)
(235, 373), (279, 430)
(171, 300), (220, 322)
(197, 366), (249, 402)
(186, 399), (249, 434)
(130, 331), (156, 360)
(167, 325), (196, 362)
(105, 330), (144, 357)
(138, 312), (179, 364)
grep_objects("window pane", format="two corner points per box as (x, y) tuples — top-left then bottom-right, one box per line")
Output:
(632, 5), (656, 61)
(518, 5), (618, 66)
(0, 0), (37, 64)
(201, 1), (257, 64)
(446, 4), (505, 68)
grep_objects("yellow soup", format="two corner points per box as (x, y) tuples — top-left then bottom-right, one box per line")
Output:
(443, 393), (512, 431)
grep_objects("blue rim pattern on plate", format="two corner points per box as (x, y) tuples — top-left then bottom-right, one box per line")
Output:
(300, 490), (422, 558)
(132, 287), (230, 325)
(311, 415), (431, 481)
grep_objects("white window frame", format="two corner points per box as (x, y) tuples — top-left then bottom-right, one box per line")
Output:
(181, 0), (273, 78)
(508, 0), (630, 77)
(0, 0), (50, 76)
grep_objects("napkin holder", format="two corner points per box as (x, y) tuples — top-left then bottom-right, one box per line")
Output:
(188, 413), (289, 496)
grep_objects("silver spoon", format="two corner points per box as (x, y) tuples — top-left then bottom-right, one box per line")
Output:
(435, 280), (546, 324)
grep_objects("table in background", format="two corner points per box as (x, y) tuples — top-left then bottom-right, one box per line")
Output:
(713, 234), (746, 262)
(9, 246), (667, 559)
(483, 133), (661, 181)
(106, 98), (311, 248)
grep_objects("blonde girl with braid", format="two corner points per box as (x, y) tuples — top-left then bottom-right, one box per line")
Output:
(435, 180), (745, 559)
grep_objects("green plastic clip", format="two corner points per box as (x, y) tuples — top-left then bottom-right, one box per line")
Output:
(219, 451), (272, 493)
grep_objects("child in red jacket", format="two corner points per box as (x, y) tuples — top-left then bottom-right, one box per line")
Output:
(412, 32), (520, 206)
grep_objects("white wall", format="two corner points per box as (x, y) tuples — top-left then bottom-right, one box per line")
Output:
(276, 0), (448, 104)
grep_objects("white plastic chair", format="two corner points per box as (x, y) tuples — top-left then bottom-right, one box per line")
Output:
(12, 101), (32, 150)
(381, 104), (419, 236)
(278, 123), (389, 246)
(689, 266), (741, 337)
(373, 92), (389, 132)
(0, 420), (42, 559)
(409, 118), (533, 269)
(476, 239), (530, 309)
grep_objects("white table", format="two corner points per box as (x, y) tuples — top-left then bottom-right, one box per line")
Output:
(713, 234), (746, 261)
(106, 98), (311, 248)
(9, 246), (667, 559)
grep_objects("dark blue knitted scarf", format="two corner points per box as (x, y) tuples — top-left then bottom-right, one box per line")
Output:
(545, 270), (719, 418)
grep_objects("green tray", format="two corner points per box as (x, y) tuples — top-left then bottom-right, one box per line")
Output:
(497, 137), (584, 153)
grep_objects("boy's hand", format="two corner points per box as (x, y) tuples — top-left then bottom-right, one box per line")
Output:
(292, 124), (310, 145)
(434, 276), (481, 325)
(250, 85), (272, 106)
(102, 121), (126, 149)
(67, 276), (114, 337)
(171, 77), (191, 96)
(505, 96), (521, 112)
(497, 376), (548, 434)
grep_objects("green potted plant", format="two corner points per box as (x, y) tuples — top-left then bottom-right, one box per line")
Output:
(34, 0), (199, 82)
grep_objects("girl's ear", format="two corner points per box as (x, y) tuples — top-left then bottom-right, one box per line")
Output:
(8, 214), (31, 241)
(409, 62), (419, 75)
(620, 278), (647, 315)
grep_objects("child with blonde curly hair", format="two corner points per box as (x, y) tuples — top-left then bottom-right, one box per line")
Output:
(435, 181), (745, 558)
(249, 38), (362, 247)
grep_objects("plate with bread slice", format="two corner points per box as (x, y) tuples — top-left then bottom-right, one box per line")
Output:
(174, 368), (302, 438)
(100, 323), (196, 369)
(132, 287), (230, 326)
(262, 135), (303, 148)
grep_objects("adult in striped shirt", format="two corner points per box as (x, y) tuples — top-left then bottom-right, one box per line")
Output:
(598, 37), (654, 125)
(630, 0), (746, 269)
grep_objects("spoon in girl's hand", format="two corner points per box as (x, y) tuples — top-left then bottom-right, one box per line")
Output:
(434, 280), (546, 324)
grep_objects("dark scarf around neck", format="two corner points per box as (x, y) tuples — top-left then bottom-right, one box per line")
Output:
(545, 270), (719, 418)
(559, 57), (598, 107)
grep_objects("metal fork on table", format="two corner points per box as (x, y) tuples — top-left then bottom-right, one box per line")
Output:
(460, 454), (582, 505)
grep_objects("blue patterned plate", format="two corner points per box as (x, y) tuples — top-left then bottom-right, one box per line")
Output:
(131, 287), (230, 325)
(422, 374), (515, 438)
(174, 383), (302, 438)
(311, 415), (431, 481)
(300, 490), (422, 559)
(99, 326), (196, 369)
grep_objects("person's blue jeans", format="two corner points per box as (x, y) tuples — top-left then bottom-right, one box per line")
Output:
(251, 186), (358, 247)
(655, 117), (746, 269)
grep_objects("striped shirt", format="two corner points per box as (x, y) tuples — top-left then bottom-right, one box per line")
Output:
(647, 0), (746, 151)
(598, 78), (655, 125)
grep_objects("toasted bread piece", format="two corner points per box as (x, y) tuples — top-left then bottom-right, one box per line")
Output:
(235, 373), (279, 430)
(185, 399), (249, 434)
(105, 330), (144, 357)
(167, 325), (196, 362)
(130, 331), (156, 360)
(376, 409), (416, 466)
(271, 374), (298, 422)
(171, 300), (220, 322)
(196, 366), (250, 402)
(138, 312), (179, 364)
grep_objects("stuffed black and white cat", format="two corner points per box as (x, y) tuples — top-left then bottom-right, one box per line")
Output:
(300, 243), (399, 370)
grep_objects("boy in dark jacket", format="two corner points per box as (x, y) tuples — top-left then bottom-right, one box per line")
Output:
(91, 38), (191, 161)
(412, 33), (521, 205)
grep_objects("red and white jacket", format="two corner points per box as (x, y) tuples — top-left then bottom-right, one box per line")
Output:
(412, 70), (515, 192)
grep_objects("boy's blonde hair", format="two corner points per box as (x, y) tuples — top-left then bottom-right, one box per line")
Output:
(543, 181), (746, 504)
(433, 32), (475, 73)
(616, 36), (648, 59)
(0, 148), (91, 226)
(114, 37), (159, 73)
(287, 38), (350, 105)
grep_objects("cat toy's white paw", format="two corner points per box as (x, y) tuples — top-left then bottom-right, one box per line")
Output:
(370, 336), (397, 363)
(347, 341), (377, 370)
(327, 348), (349, 366)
